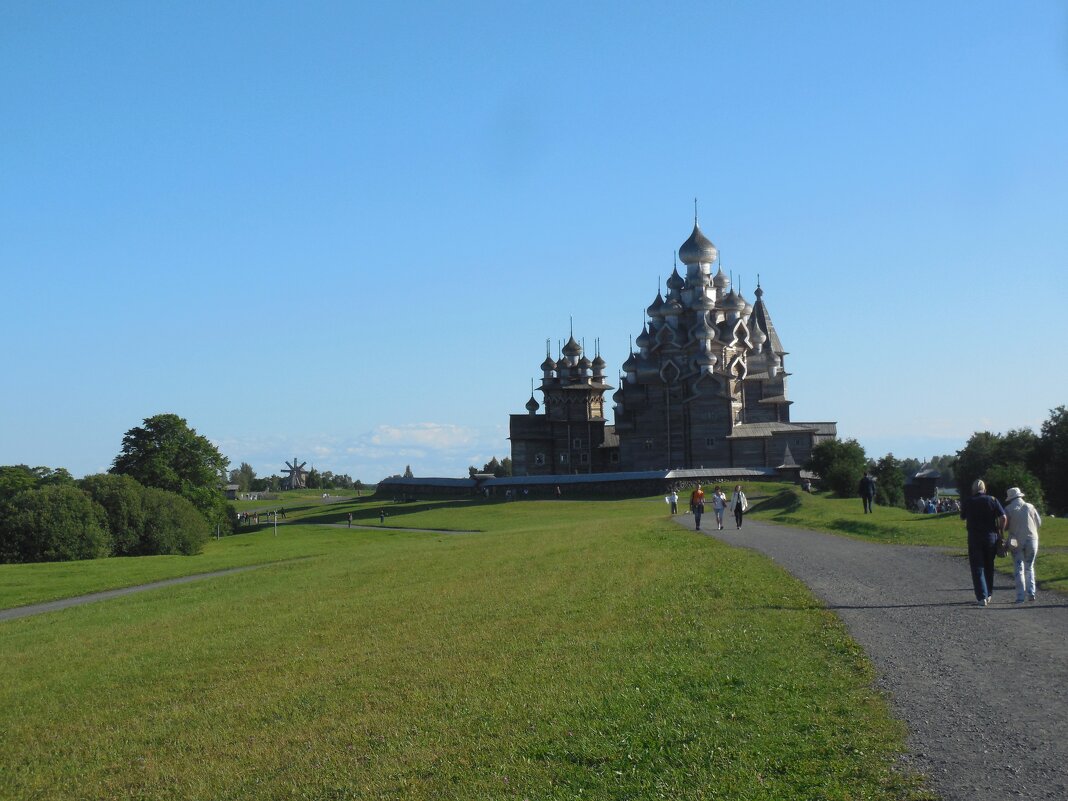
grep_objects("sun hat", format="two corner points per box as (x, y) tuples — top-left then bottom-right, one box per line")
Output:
(1005, 487), (1025, 501)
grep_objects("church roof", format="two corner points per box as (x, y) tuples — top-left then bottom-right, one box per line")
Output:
(727, 421), (823, 439)
(750, 286), (785, 354)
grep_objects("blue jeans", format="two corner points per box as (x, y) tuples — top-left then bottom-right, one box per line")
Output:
(968, 531), (998, 602)
(1012, 536), (1039, 600)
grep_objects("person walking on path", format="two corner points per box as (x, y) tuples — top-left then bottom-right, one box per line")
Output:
(669, 490), (679, 515)
(690, 486), (706, 531)
(960, 479), (1007, 606)
(347, 512), (352, 528)
(730, 485), (748, 529)
(1004, 486), (1041, 603)
(711, 486), (727, 530)
(858, 470), (877, 513)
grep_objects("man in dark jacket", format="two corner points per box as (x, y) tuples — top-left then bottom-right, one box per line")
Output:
(858, 471), (877, 514)
(960, 479), (1007, 606)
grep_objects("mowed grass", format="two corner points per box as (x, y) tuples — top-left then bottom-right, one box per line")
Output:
(749, 488), (1068, 594)
(0, 498), (932, 800)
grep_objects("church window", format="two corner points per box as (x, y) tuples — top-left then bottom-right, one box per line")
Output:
(534, 453), (545, 466)
(579, 453), (589, 464)
(705, 438), (715, 447)
(610, 452), (620, 463)
(559, 453), (569, 465)
(573, 438), (583, 448)
(644, 439), (654, 451)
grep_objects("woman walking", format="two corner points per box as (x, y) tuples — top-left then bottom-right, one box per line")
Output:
(711, 486), (727, 530)
(1004, 486), (1041, 603)
(731, 484), (748, 529)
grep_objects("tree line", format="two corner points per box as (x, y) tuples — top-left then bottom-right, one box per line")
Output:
(1, 414), (232, 563)
(805, 406), (1068, 514)
(227, 462), (365, 493)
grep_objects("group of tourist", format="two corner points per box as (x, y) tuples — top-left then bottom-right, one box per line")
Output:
(915, 497), (960, 514)
(236, 507), (286, 526)
(676, 484), (749, 532)
(960, 480), (1042, 606)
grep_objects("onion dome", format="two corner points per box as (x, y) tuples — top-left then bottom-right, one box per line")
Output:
(692, 290), (716, 311)
(612, 387), (625, 406)
(750, 322), (768, 348)
(578, 355), (592, 371)
(591, 354), (606, 375)
(737, 292), (753, 316)
(679, 222), (718, 266)
(722, 289), (745, 311)
(525, 394), (540, 413)
(562, 336), (582, 358)
(666, 267), (685, 291)
(635, 324), (653, 350)
(754, 284), (764, 300)
(695, 349), (717, 370)
(664, 298), (684, 316)
(556, 356), (570, 373)
(540, 355), (556, 372)
(646, 292), (665, 318)
(622, 352), (638, 373)
(694, 314), (718, 340)
(713, 267), (729, 289)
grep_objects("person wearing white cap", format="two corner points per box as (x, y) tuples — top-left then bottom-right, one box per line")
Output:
(1004, 487), (1042, 603)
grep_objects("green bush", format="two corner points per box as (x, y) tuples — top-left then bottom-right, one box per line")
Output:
(79, 473), (147, 556)
(0, 485), (111, 563)
(139, 487), (211, 555)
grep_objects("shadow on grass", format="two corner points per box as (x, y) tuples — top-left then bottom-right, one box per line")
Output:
(750, 488), (803, 515)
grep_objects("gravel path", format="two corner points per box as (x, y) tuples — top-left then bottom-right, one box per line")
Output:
(0, 565), (267, 623)
(676, 513), (1068, 801)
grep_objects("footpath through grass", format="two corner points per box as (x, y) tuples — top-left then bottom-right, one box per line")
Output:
(0, 496), (932, 800)
(749, 487), (1068, 595)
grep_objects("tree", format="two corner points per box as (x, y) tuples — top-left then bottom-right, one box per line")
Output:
(79, 473), (147, 556)
(871, 453), (905, 508)
(306, 467), (322, 489)
(0, 485), (111, 563)
(111, 414), (231, 529)
(139, 487), (211, 555)
(0, 465), (41, 503)
(403, 465), (414, 479)
(955, 428), (1042, 503)
(1037, 406), (1068, 515)
(983, 464), (1045, 513)
(228, 462), (256, 493)
(805, 439), (868, 498)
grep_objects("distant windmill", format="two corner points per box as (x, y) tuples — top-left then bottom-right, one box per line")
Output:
(282, 458), (308, 490)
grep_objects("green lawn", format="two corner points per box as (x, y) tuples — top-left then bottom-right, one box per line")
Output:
(749, 488), (1068, 595)
(0, 496), (932, 800)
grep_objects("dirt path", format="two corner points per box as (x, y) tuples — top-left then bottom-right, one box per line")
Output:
(676, 514), (1068, 801)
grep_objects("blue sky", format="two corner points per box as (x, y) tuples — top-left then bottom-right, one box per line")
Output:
(3, 1), (1066, 481)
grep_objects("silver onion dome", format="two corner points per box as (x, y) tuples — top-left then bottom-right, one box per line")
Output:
(679, 222), (718, 266)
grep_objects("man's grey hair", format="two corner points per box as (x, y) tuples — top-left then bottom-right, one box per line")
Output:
(972, 479), (986, 495)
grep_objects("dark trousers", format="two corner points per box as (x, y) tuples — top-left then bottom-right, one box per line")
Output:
(694, 503), (704, 530)
(734, 504), (743, 528)
(862, 495), (874, 513)
(968, 532), (997, 601)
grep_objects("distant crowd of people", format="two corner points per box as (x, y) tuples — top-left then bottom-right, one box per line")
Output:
(915, 497), (960, 514)
(236, 508), (286, 526)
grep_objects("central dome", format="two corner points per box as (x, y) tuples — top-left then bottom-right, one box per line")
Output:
(679, 222), (718, 266)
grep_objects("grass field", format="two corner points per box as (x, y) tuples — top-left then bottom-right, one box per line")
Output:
(0, 493), (933, 800)
(748, 487), (1068, 594)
